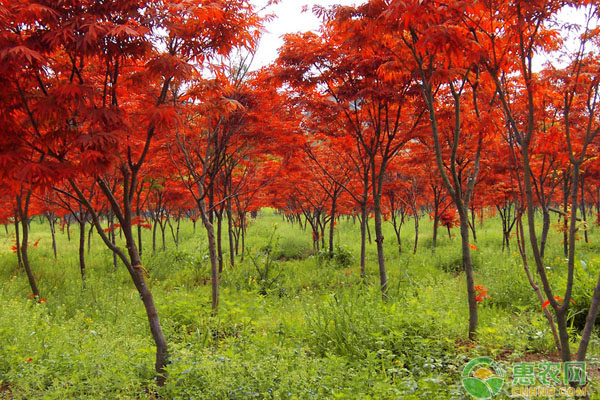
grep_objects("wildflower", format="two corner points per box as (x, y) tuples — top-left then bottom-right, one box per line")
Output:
(474, 285), (491, 303)
(38, 298), (47, 303)
(25, 358), (32, 363)
(542, 296), (576, 309)
(469, 243), (478, 251)
(32, 238), (40, 247)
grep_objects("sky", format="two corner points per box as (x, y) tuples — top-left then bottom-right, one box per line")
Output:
(250, 0), (357, 70)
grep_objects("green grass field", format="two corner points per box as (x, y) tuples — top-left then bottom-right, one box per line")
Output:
(0, 210), (599, 399)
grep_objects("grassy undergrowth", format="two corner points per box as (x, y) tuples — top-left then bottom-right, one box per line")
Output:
(0, 210), (599, 399)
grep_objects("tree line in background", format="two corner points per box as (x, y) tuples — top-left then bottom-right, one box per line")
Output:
(1, 0), (599, 385)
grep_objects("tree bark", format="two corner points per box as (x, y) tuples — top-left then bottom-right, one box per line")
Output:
(329, 195), (337, 253)
(47, 214), (57, 259)
(458, 207), (478, 340)
(14, 211), (23, 270)
(79, 217), (86, 283)
(359, 203), (367, 279)
(16, 192), (40, 298)
(217, 209), (223, 274)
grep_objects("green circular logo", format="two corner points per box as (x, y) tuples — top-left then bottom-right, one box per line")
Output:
(462, 357), (505, 399)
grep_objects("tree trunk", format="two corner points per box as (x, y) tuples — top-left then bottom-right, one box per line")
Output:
(110, 215), (117, 270)
(160, 220), (166, 251)
(539, 210), (551, 259)
(329, 196), (337, 253)
(17, 192), (40, 298)
(562, 176), (570, 258)
(413, 213), (419, 255)
(136, 196), (143, 258)
(122, 228), (168, 385)
(458, 207), (478, 340)
(200, 207), (219, 312)
(432, 211), (439, 249)
(226, 199), (235, 269)
(373, 192), (388, 298)
(176, 215), (180, 247)
(87, 222), (94, 254)
(152, 217), (157, 254)
(217, 210), (223, 274)
(366, 214), (372, 244)
(71, 178), (169, 385)
(79, 217), (86, 283)
(47, 214), (57, 259)
(580, 178), (588, 243)
(469, 206), (477, 242)
(240, 214), (246, 262)
(359, 203), (367, 280)
(14, 212), (23, 270)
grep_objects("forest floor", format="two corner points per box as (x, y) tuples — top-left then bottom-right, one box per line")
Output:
(0, 210), (599, 399)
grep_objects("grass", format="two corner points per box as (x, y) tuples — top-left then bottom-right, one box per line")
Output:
(0, 210), (599, 399)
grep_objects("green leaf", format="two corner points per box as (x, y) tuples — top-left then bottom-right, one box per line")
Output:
(462, 377), (492, 399)
(486, 377), (504, 395)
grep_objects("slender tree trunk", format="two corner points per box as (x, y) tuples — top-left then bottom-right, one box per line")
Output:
(176, 215), (180, 247)
(226, 199), (235, 269)
(373, 202), (387, 297)
(372, 174), (388, 298)
(200, 206), (219, 312)
(122, 227), (168, 385)
(458, 207), (478, 340)
(17, 192), (40, 298)
(240, 214), (246, 262)
(320, 215), (326, 250)
(66, 218), (71, 242)
(71, 177), (169, 385)
(217, 210), (223, 274)
(562, 176), (570, 258)
(413, 212), (419, 255)
(359, 202), (367, 280)
(152, 217), (157, 254)
(14, 212), (23, 270)
(580, 178), (588, 243)
(47, 214), (57, 259)
(432, 210), (439, 249)
(392, 213), (403, 256)
(167, 216), (177, 248)
(87, 222), (93, 254)
(79, 217), (86, 283)
(516, 212), (562, 351)
(522, 146), (572, 361)
(160, 221), (166, 251)
(469, 206), (477, 242)
(110, 215), (117, 270)
(329, 196), (337, 253)
(366, 214), (372, 244)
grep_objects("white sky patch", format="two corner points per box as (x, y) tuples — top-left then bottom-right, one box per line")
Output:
(251, 0), (357, 70)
